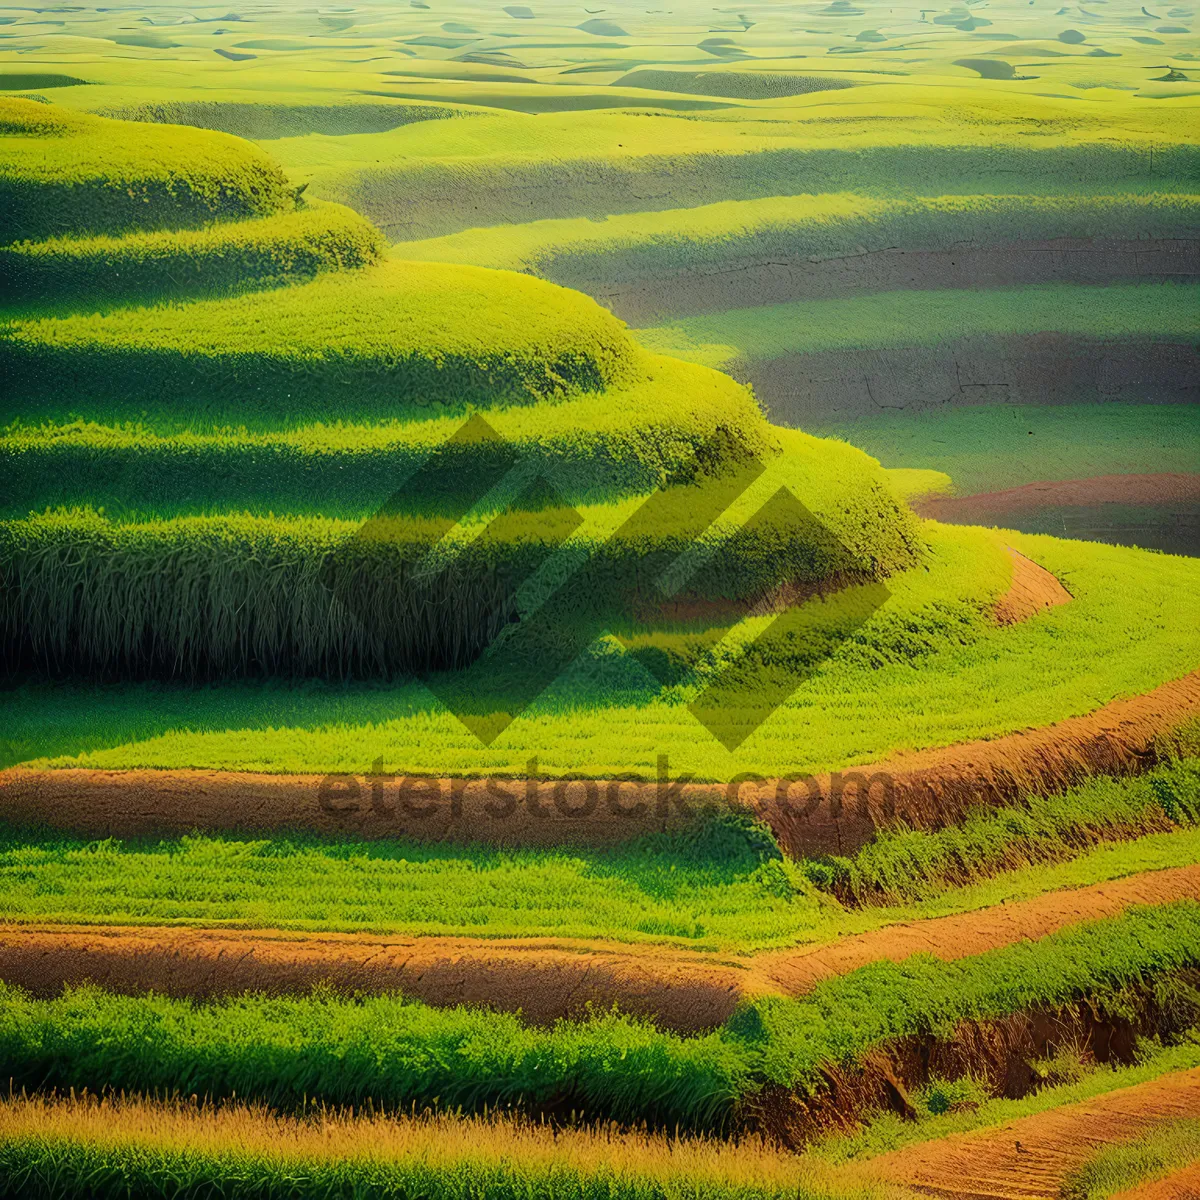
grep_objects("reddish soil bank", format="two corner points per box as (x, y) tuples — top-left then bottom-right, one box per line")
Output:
(915, 473), (1200, 524)
(585, 238), (1200, 325)
(0, 924), (747, 1031)
(876, 1067), (1200, 1200)
(1, 669), (1195, 856)
(3, 864), (1195, 1029)
(994, 548), (1072, 626)
(1115, 1161), (1200, 1200)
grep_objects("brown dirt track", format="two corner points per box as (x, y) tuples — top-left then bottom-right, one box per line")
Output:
(993, 548), (1072, 626)
(915, 473), (1200, 525)
(1, 669), (1195, 857)
(875, 1067), (1200, 1200)
(4, 863), (1196, 1029)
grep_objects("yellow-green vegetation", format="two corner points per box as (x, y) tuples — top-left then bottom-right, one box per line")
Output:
(1065, 1118), (1200, 1199)
(0, 99), (296, 241)
(1, 764), (1196, 949)
(0, 202), (384, 306)
(1, 903), (1197, 1130)
(394, 192), (1200, 288)
(7, 526), (1197, 779)
(638, 282), (1200, 369)
(826, 406), (1200, 496)
(0, 1096), (893, 1200)
(1, 258), (642, 416)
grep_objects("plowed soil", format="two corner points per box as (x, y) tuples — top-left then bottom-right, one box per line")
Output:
(2, 669), (1195, 856)
(4, 864), (1196, 1029)
(876, 1066), (1200, 1200)
(1114, 1160), (1200, 1200)
(915, 474), (1200, 525)
(994, 548), (1072, 626)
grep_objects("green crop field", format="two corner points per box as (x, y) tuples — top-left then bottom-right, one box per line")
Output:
(1, 0), (1198, 1192)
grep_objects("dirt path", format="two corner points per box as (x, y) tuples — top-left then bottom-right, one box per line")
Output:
(3, 864), (1195, 1029)
(748, 863), (1200, 998)
(915, 474), (1200, 525)
(2, 668), (1195, 856)
(1114, 1160), (1200, 1199)
(875, 1067), (1200, 1200)
(994, 548), (1072, 626)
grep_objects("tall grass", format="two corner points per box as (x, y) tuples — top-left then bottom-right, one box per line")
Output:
(0, 430), (920, 679)
(0, 99), (295, 241)
(805, 758), (1200, 905)
(1063, 1117), (1200, 1199)
(0, 258), (640, 416)
(0, 202), (384, 306)
(1, 904), (1196, 1130)
(0, 1096), (895, 1200)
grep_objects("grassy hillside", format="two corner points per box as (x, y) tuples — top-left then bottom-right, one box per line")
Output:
(0, 202), (384, 307)
(0, 99), (296, 241)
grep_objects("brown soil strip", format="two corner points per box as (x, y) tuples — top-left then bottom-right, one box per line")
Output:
(741, 337), (1200, 428)
(748, 863), (1200, 999)
(915, 474), (1200, 524)
(1114, 1160), (1200, 1200)
(2, 670), (1196, 856)
(0, 923), (747, 1032)
(993, 547), (1072, 626)
(875, 1067), (1200, 1200)
(3, 864), (1195, 1029)
(584, 238), (1200, 325)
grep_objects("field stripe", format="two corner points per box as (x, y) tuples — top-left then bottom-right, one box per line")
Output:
(1, 669), (1195, 854)
(2, 864), (1196, 1029)
(874, 1067), (1200, 1200)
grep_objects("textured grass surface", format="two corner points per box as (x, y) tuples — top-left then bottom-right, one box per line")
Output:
(0, 201), (384, 307)
(8, 527), (1195, 780)
(1, 258), (641, 418)
(0, 904), (1196, 1129)
(638, 282), (1200, 369)
(0, 1096), (893, 1200)
(0, 99), (295, 241)
(823, 405), (1200, 497)
(1, 810), (1198, 952)
(1065, 1117), (1200, 1198)
(394, 192), (1200, 286)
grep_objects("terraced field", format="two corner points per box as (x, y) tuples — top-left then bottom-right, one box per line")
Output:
(1, 2), (1198, 1195)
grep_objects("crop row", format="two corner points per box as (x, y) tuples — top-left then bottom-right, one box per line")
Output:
(0, 1095), (876, 1200)
(1, 258), (640, 417)
(0, 359), (776, 517)
(1, 903), (1197, 1131)
(0, 99), (296, 242)
(0, 460), (918, 678)
(400, 192), (1200, 288)
(0, 202), (385, 307)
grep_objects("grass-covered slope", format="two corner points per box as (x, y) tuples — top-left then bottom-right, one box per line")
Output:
(0, 258), (643, 416)
(0, 202), (385, 307)
(0, 99), (296, 241)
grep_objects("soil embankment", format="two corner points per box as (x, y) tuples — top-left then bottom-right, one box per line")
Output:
(3, 864), (1196, 1029)
(994, 547), (1072, 626)
(590, 238), (1200, 325)
(876, 1067), (1200, 1200)
(1, 670), (1195, 855)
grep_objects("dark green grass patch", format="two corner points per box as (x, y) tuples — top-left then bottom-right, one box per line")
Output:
(0, 904), (1196, 1131)
(0, 202), (385, 308)
(0, 99), (295, 242)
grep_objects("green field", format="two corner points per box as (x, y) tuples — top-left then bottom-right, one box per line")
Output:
(2, 2), (1199, 1191)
